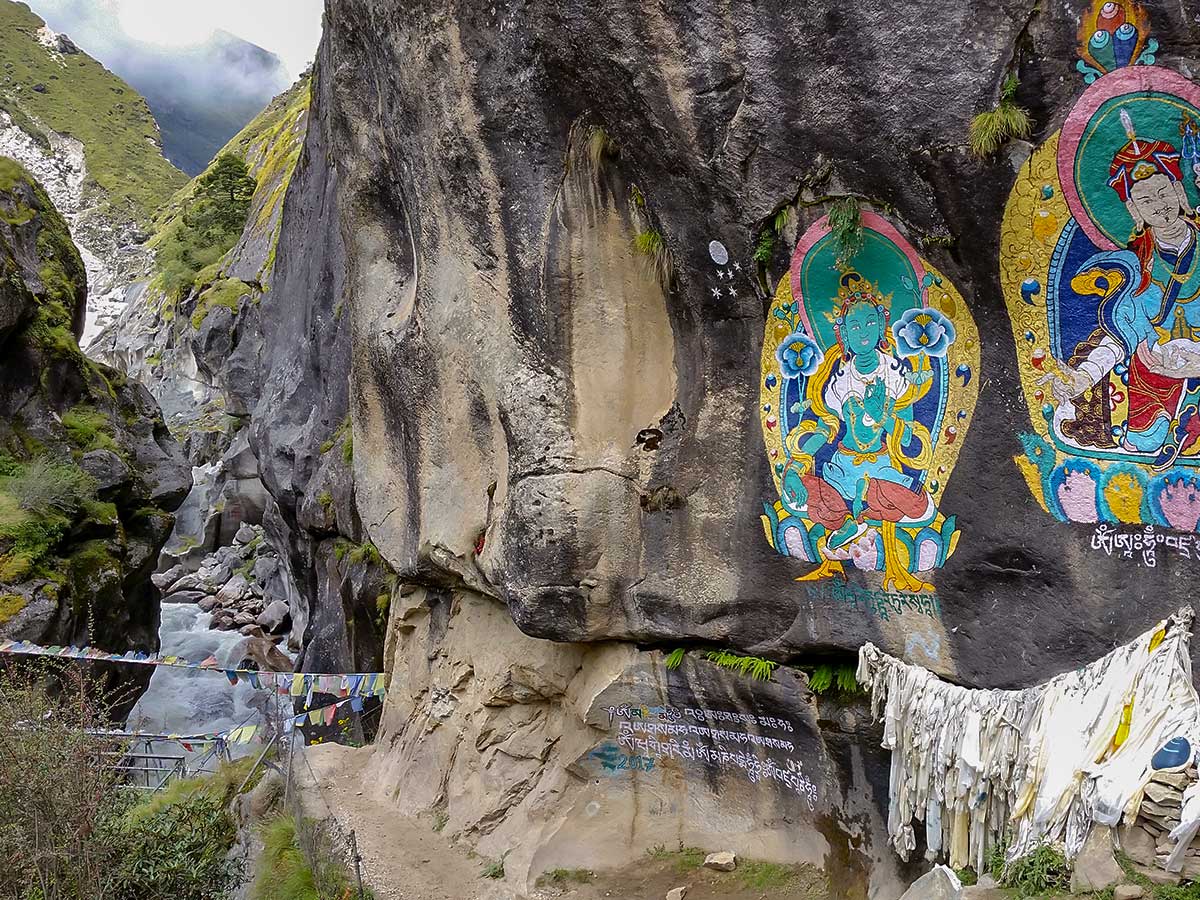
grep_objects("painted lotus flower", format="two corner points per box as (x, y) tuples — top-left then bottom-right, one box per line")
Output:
(893, 307), (956, 358)
(777, 331), (821, 379)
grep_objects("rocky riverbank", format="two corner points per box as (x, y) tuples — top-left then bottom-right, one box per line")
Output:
(153, 524), (291, 644)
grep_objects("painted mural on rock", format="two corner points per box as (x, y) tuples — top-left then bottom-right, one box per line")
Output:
(760, 212), (980, 592)
(1002, 0), (1200, 530)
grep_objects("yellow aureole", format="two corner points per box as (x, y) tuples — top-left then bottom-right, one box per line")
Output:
(999, 131), (1070, 458)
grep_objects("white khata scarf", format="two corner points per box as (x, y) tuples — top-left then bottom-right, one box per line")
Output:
(857, 607), (1199, 873)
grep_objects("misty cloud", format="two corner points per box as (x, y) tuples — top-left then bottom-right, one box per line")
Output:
(27, 0), (292, 174)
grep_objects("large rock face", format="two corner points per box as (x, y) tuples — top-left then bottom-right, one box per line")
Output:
(326, 0), (1199, 685)
(301, 0), (1200, 892)
(0, 157), (189, 657)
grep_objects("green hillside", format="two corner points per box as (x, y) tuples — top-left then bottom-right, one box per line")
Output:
(0, 0), (186, 225)
(148, 76), (311, 303)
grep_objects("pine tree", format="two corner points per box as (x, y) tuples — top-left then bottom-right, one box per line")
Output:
(183, 153), (256, 241)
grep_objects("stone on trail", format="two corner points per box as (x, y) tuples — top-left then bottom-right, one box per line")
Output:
(1071, 826), (1123, 894)
(1120, 824), (1159, 868)
(1114, 886), (1146, 900)
(703, 851), (736, 872)
(899, 866), (961, 900)
(235, 522), (256, 544)
(666, 888), (687, 900)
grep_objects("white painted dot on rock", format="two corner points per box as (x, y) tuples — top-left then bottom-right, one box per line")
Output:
(708, 240), (729, 265)
(585, 800), (601, 817)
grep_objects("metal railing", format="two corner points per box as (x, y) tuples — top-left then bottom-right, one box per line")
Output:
(95, 733), (233, 792)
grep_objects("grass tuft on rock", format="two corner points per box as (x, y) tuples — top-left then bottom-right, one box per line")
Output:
(537, 867), (595, 887)
(587, 125), (618, 170)
(646, 844), (708, 873)
(62, 405), (118, 453)
(995, 840), (1069, 897)
(8, 456), (95, 518)
(633, 228), (674, 288)
(969, 75), (1032, 158)
(754, 229), (776, 265)
(190, 277), (253, 329)
(481, 850), (510, 880)
(703, 649), (778, 681)
(828, 197), (863, 269)
(806, 663), (863, 695)
(0, 592), (26, 624)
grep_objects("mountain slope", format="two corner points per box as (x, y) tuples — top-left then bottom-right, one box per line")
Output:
(0, 1), (185, 225)
(0, 0), (187, 342)
(27, 0), (292, 176)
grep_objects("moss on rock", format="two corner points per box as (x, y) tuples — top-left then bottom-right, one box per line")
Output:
(0, 592), (25, 624)
(190, 277), (252, 329)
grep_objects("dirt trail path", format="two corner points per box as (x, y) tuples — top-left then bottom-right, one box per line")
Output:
(295, 743), (829, 900)
(295, 744), (516, 900)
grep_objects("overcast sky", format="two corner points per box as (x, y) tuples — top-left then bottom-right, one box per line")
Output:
(29, 0), (324, 79)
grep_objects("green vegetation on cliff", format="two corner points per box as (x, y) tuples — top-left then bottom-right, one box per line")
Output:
(148, 77), (311, 304)
(0, 1), (186, 224)
(0, 158), (184, 646)
(154, 152), (256, 302)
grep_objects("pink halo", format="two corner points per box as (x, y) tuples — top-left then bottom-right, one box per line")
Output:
(1058, 66), (1200, 252)
(789, 210), (927, 338)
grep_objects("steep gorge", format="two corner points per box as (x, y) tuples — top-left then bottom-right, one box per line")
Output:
(67, 0), (1200, 894)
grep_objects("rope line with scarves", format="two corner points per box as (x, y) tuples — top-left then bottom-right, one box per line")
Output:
(0, 638), (388, 701)
(84, 695), (373, 749)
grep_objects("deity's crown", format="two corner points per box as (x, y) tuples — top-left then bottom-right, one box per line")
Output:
(836, 270), (892, 311)
(1108, 108), (1184, 201)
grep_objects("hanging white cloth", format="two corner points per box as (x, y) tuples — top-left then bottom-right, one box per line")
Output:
(857, 607), (1197, 871)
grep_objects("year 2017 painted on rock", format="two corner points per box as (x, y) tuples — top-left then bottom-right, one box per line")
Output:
(760, 213), (980, 592)
(1005, 0), (1200, 532)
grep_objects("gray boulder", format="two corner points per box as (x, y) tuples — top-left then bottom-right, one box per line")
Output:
(899, 868), (961, 900)
(151, 563), (187, 590)
(162, 589), (207, 605)
(703, 852), (736, 872)
(216, 574), (249, 604)
(1071, 827), (1123, 894)
(80, 449), (131, 492)
(256, 599), (291, 634)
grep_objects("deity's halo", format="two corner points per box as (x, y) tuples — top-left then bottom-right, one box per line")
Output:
(1058, 65), (1200, 250)
(789, 211), (925, 350)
